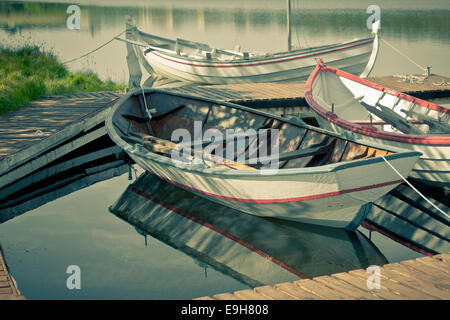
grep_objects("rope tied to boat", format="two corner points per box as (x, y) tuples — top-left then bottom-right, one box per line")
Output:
(381, 38), (429, 76)
(62, 28), (133, 65)
(379, 155), (449, 219)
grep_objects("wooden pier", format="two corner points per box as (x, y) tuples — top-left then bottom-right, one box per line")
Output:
(195, 252), (450, 300)
(166, 74), (450, 109)
(0, 74), (448, 168)
(0, 74), (448, 301)
(0, 248), (25, 300)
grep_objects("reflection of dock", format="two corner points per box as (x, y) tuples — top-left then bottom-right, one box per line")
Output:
(0, 91), (124, 190)
(0, 248), (25, 300)
(197, 252), (450, 300)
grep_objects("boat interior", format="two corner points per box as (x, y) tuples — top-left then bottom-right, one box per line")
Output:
(135, 29), (373, 63)
(112, 91), (392, 170)
(312, 71), (450, 135)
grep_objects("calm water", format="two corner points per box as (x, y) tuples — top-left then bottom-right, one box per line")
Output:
(0, 0), (448, 300)
(0, 165), (423, 300)
(0, 0), (449, 84)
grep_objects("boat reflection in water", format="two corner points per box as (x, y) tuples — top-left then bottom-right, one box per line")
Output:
(364, 181), (450, 256)
(110, 173), (388, 287)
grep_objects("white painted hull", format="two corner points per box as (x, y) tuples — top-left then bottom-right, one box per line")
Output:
(141, 37), (377, 85)
(316, 116), (450, 188)
(305, 63), (450, 189)
(106, 89), (421, 230)
(128, 150), (417, 230)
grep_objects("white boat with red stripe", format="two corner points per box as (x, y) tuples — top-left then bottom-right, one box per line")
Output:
(305, 60), (450, 189)
(121, 16), (379, 85)
(106, 89), (420, 230)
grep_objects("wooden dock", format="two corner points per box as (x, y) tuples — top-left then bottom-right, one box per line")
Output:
(166, 74), (450, 108)
(0, 74), (448, 167)
(0, 248), (25, 300)
(195, 252), (450, 300)
(0, 75), (448, 301)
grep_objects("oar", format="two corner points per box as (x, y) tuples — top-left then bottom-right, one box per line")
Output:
(127, 132), (256, 170)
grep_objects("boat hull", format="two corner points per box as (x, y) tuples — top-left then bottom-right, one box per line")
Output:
(141, 37), (377, 85)
(315, 116), (450, 188)
(127, 149), (417, 230)
(305, 62), (450, 189)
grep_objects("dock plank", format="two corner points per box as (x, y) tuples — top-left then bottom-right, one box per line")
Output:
(273, 282), (323, 300)
(385, 262), (450, 293)
(293, 279), (356, 300)
(0, 249), (25, 300)
(213, 292), (240, 300)
(313, 275), (382, 300)
(417, 256), (450, 274)
(349, 269), (436, 300)
(401, 260), (450, 282)
(254, 285), (298, 300)
(331, 272), (404, 300)
(233, 289), (269, 300)
(378, 268), (449, 299)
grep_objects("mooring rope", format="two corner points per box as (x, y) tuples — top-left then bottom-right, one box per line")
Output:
(62, 29), (131, 65)
(139, 85), (152, 120)
(381, 38), (428, 74)
(380, 155), (449, 219)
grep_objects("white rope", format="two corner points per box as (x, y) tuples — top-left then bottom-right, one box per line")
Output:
(381, 38), (428, 73)
(380, 155), (449, 219)
(139, 85), (152, 120)
(62, 29), (130, 65)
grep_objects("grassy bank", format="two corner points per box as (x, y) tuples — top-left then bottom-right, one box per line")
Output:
(0, 45), (126, 114)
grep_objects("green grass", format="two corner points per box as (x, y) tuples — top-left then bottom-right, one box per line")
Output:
(0, 45), (126, 114)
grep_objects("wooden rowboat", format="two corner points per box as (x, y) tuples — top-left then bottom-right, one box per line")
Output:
(105, 89), (421, 230)
(305, 60), (450, 189)
(110, 172), (388, 286)
(122, 13), (379, 85)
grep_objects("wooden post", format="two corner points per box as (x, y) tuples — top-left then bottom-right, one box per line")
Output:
(287, 0), (292, 51)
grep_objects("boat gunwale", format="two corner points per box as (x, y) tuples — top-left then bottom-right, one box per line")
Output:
(141, 34), (376, 68)
(305, 60), (450, 146)
(105, 88), (421, 178)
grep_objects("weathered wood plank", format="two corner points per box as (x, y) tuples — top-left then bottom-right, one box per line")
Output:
(417, 256), (450, 274)
(314, 275), (381, 300)
(349, 269), (436, 299)
(331, 272), (404, 300)
(293, 279), (355, 300)
(379, 268), (448, 299)
(254, 285), (297, 300)
(233, 289), (269, 300)
(213, 292), (240, 300)
(273, 282), (323, 300)
(385, 262), (450, 293)
(401, 260), (450, 282)
(434, 253), (450, 263)
(193, 296), (215, 300)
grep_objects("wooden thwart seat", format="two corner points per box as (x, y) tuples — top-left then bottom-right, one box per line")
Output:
(245, 139), (335, 165)
(127, 132), (339, 169)
(126, 132), (256, 170)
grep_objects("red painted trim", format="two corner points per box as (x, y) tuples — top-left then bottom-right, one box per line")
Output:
(148, 40), (374, 68)
(305, 61), (450, 146)
(362, 220), (435, 256)
(130, 186), (310, 279)
(147, 172), (403, 203)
